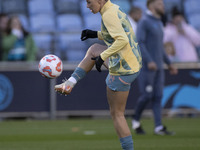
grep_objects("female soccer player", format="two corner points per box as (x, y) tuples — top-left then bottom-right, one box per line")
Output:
(55, 0), (142, 149)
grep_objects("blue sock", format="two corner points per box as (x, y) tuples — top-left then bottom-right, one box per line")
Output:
(120, 135), (134, 150)
(71, 67), (86, 82)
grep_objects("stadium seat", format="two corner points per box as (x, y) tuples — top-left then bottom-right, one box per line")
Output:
(111, 0), (131, 14)
(0, 0), (1, 12)
(86, 39), (106, 50)
(28, 0), (54, 15)
(55, 0), (80, 14)
(187, 14), (200, 31)
(33, 33), (54, 57)
(164, 0), (182, 14)
(57, 33), (86, 51)
(2, 0), (26, 14)
(80, 0), (90, 15)
(18, 15), (29, 32)
(33, 34), (54, 51)
(56, 14), (83, 33)
(83, 13), (101, 31)
(30, 14), (55, 33)
(184, 0), (200, 16)
(66, 49), (85, 61)
(56, 33), (86, 61)
(132, 0), (147, 12)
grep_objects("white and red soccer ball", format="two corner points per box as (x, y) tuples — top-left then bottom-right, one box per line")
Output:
(38, 54), (63, 79)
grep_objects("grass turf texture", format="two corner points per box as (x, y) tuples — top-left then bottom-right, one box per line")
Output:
(0, 118), (199, 150)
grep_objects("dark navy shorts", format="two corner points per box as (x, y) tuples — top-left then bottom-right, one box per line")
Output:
(106, 72), (140, 91)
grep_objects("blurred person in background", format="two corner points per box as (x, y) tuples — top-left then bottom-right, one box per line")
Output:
(164, 41), (177, 62)
(128, 6), (142, 34)
(2, 16), (37, 61)
(55, 0), (142, 149)
(0, 13), (9, 60)
(164, 7), (200, 62)
(132, 0), (177, 135)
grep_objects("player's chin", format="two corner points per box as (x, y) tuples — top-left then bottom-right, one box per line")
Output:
(91, 10), (98, 14)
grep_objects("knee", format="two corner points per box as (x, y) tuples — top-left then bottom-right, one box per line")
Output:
(110, 110), (124, 119)
(86, 43), (101, 57)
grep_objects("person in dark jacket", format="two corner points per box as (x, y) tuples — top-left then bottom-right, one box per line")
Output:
(132, 0), (177, 135)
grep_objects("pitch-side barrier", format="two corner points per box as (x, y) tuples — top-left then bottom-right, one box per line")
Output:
(0, 62), (200, 119)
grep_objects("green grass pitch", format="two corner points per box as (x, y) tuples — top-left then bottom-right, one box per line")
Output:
(0, 118), (200, 150)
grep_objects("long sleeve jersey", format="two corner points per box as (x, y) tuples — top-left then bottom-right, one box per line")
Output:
(98, 0), (142, 76)
(136, 11), (170, 69)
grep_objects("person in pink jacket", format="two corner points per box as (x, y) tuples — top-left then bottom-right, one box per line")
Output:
(164, 7), (200, 62)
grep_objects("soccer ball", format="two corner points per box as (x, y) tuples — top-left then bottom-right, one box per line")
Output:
(38, 54), (63, 79)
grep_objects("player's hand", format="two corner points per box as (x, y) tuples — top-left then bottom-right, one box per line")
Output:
(91, 56), (104, 72)
(148, 62), (157, 71)
(81, 29), (98, 41)
(168, 64), (178, 75)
